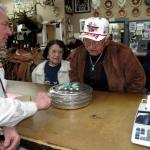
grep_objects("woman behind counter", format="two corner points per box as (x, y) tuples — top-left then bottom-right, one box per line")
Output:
(32, 39), (70, 85)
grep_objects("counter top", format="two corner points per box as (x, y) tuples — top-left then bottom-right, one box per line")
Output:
(6, 80), (148, 150)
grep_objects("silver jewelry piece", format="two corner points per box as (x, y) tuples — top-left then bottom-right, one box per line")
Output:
(90, 53), (103, 71)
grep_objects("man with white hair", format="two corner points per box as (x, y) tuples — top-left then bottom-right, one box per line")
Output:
(69, 17), (146, 93)
(0, 4), (51, 150)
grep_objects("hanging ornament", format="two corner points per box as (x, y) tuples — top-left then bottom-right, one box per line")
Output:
(144, 0), (150, 6)
(118, 8), (127, 17)
(105, 10), (113, 18)
(132, 7), (140, 17)
(104, 0), (113, 10)
(93, 11), (100, 17)
(117, 0), (126, 8)
(146, 7), (150, 16)
(91, 0), (101, 10)
(131, 0), (142, 7)
(91, 0), (101, 17)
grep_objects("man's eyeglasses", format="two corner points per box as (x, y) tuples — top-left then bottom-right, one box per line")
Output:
(83, 39), (105, 48)
(0, 23), (10, 30)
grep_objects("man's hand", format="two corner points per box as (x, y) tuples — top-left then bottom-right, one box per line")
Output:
(3, 127), (20, 150)
(34, 92), (52, 110)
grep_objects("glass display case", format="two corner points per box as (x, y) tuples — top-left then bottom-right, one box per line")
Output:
(109, 19), (129, 46)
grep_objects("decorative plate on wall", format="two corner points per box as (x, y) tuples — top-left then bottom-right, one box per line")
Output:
(146, 7), (150, 15)
(144, 0), (150, 6)
(131, 0), (142, 7)
(105, 10), (113, 18)
(104, 0), (113, 9)
(132, 7), (140, 17)
(118, 8), (127, 17)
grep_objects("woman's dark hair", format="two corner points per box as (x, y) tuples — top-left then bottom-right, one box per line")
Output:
(43, 39), (69, 60)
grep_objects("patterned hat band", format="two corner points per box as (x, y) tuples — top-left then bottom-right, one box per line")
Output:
(82, 32), (108, 37)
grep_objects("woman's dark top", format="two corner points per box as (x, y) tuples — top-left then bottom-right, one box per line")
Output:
(44, 61), (61, 85)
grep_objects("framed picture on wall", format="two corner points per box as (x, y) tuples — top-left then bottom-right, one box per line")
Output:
(13, 0), (36, 18)
(74, 0), (91, 13)
(65, 0), (74, 14)
(80, 19), (86, 32)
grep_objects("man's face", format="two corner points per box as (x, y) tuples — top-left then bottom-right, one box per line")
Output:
(0, 9), (11, 48)
(83, 38), (105, 56)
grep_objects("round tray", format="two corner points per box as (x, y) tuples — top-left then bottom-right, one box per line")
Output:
(49, 83), (93, 110)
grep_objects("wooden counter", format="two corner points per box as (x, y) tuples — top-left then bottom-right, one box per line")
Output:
(6, 80), (149, 150)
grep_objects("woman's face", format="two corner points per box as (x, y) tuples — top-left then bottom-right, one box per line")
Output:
(48, 44), (63, 65)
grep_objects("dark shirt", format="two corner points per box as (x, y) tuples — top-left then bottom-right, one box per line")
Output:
(84, 51), (108, 90)
(44, 61), (61, 85)
(143, 42), (150, 72)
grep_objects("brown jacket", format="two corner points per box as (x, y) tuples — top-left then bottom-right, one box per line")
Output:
(69, 41), (146, 93)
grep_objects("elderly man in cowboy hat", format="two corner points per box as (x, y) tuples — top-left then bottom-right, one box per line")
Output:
(69, 17), (145, 93)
